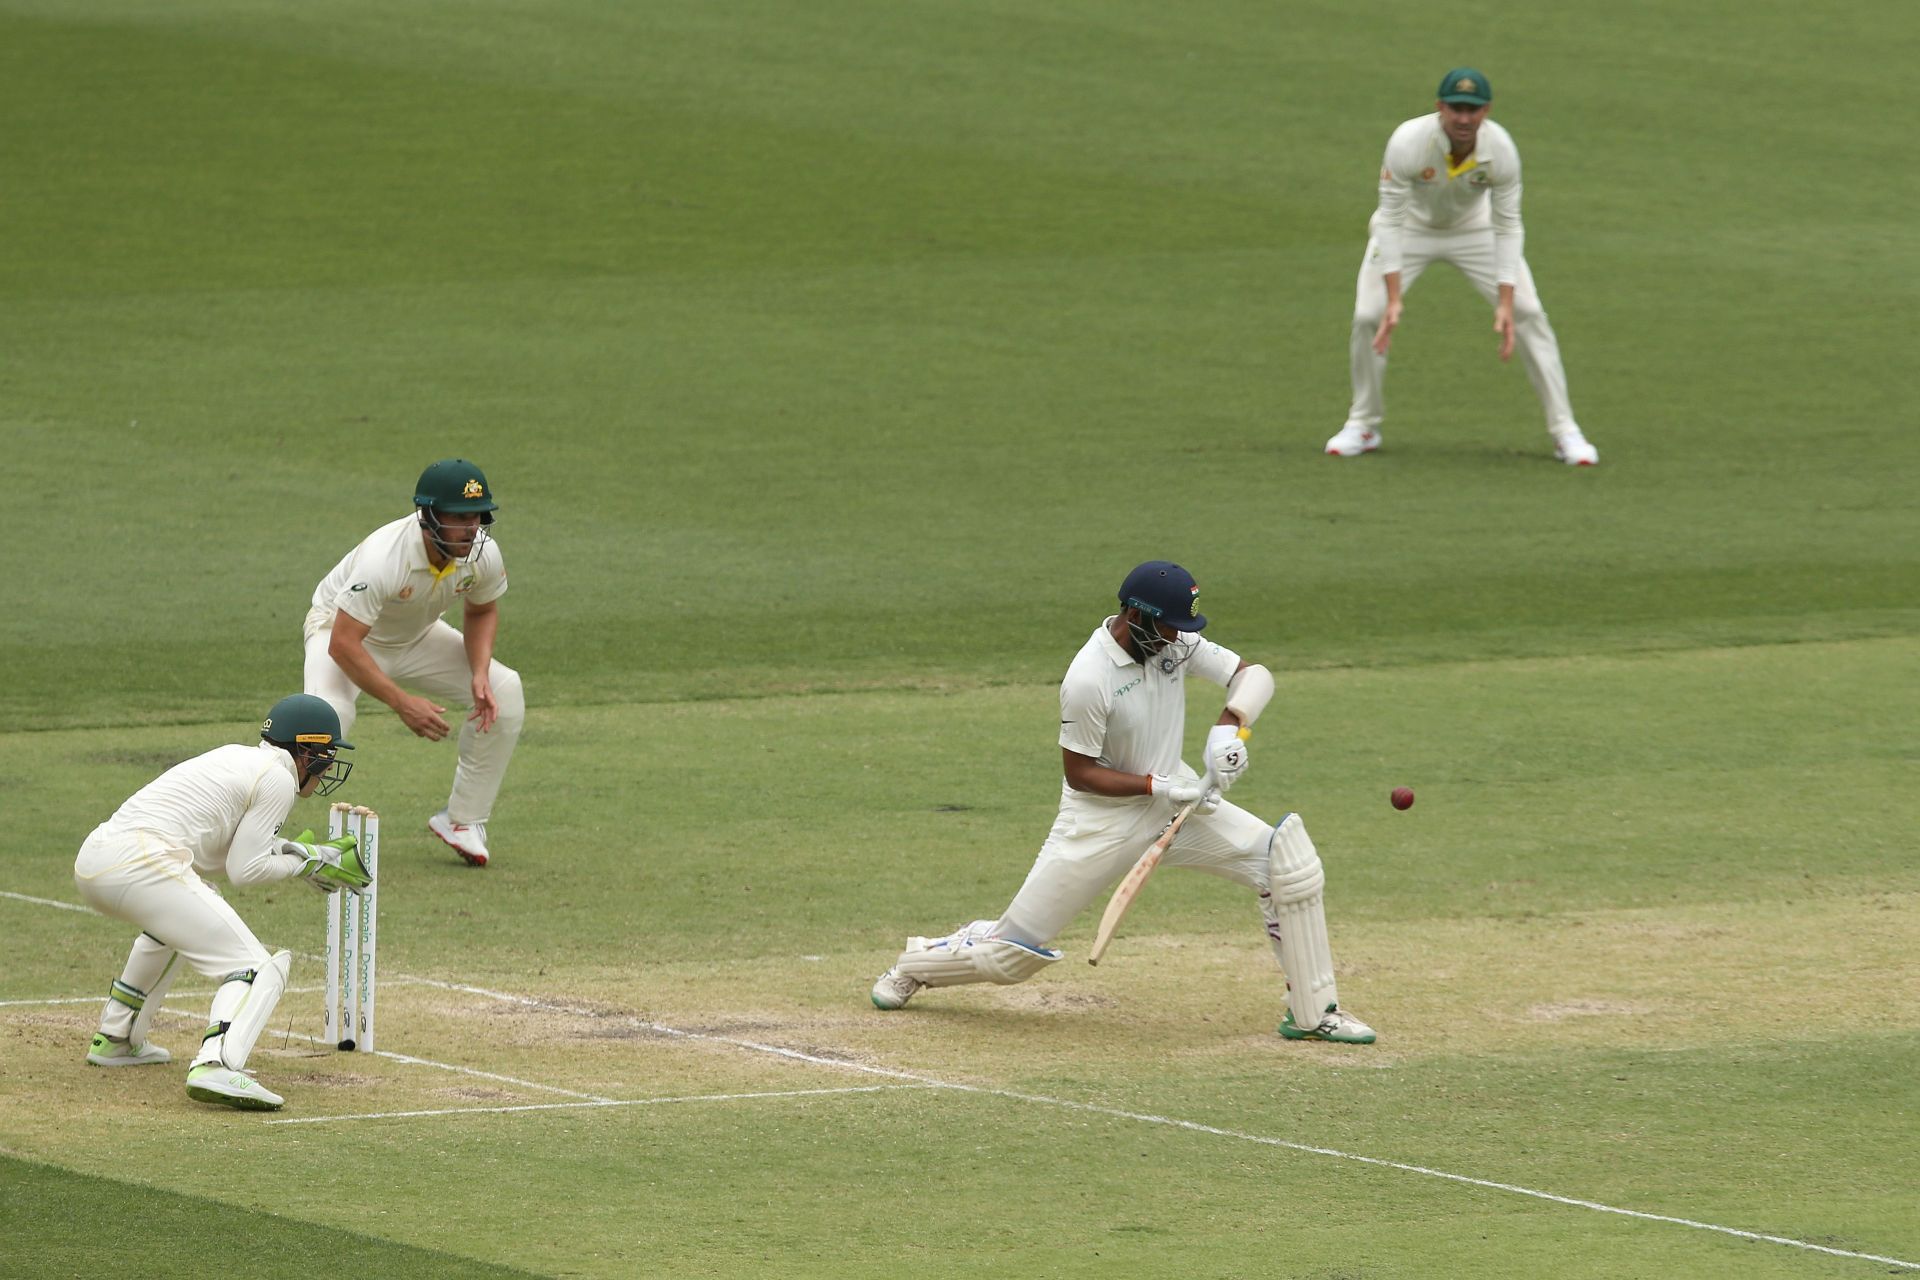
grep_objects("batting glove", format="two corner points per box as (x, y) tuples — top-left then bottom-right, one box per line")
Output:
(1204, 724), (1250, 792)
(1149, 774), (1223, 815)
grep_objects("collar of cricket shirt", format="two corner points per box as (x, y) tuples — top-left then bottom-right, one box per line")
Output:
(1433, 115), (1482, 178)
(1096, 617), (1140, 667)
(409, 525), (462, 582)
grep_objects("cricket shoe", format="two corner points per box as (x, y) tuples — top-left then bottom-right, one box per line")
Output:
(1279, 1004), (1377, 1045)
(185, 1064), (284, 1111)
(429, 811), (490, 867)
(1324, 424), (1382, 457)
(870, 968), (923, 1011)
(86, 1032), (170, 1067)
(1552, 425), (1599, 466)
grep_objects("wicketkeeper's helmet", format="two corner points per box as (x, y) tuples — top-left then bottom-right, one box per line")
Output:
(261, 694), (354, 795)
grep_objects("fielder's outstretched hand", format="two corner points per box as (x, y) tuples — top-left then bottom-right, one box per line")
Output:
(1373, 299), (1404, 355)
(469, 674), (498, 732)
(397, 693), (450, 740)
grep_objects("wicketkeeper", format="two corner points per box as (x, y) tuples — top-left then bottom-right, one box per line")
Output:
(303, 458), (522, 867)
(74, 694), (373, 1111)
(871, 562), (1375, 1044)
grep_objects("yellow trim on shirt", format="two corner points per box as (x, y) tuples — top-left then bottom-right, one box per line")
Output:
(1446, 154), (1478, 179)
(428, 559), (457, 582)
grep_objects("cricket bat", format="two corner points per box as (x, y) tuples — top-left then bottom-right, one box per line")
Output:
(1087, 800), (1196, 966)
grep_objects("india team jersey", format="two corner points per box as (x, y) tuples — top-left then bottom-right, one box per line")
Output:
(1372, 113), (1525, 284)
(308, 515), (508, 649)
(1057, 618), (1241, 779)
(97, 742), (298, 880)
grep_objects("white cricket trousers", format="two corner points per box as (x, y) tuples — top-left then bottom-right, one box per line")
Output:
(74, 829), (272, 973)
(995, 790), (1277, 949)
(1346, 225), (1578, 436)
(303, 621), (525, 824)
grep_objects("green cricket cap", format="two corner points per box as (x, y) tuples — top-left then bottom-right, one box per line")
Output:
(1438, 67), (1492, 106)
(413, 458), (497, 515)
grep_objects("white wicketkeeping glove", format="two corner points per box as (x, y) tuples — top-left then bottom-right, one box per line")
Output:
(1204, 724), (1251, 792)
(1149, 774), (1222, 815)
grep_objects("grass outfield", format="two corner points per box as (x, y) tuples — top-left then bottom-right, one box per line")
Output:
(1, 1), (1916, 1276)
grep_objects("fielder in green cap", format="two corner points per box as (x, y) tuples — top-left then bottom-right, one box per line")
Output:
(1322, 68), (1599, 465)
(301, 459), (524, 867)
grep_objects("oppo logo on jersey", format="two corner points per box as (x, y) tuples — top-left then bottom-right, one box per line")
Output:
(1114, 675), (1144, 699)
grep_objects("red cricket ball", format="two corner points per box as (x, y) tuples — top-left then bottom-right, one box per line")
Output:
(1390, 787), (1415, 810)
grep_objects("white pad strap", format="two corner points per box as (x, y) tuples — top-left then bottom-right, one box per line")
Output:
(1225, 664), (1275, 727)
(893, 920), (1062, 989)
(126, 937), (183, 1047)
(104, 932), (178, 1041)
(214, 950), (291, 1071)
(1261, 814), (1339, 1027)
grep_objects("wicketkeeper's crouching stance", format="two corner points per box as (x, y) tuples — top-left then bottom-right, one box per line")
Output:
(871, 562), (1375, 1044)
(72, 695), (373, 1111)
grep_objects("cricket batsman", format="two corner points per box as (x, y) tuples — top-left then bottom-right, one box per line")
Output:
(303, 459), (522, 867)
(1326, 67), (1599, 466)
(871, 562), (1376, 1044)
(74, 694), (372, 1111)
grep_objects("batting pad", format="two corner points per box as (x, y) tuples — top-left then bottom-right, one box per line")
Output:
(894, 921), (1062, 988)
(125, 937), (183, 1047)
(216, 950), (291, 1071)
(1261, 814), (1339, 1028)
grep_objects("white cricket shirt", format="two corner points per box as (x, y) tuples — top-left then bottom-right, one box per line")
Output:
(1372, 113), (1525, 285)
(307, 515), (508, 649)
(1057, 618), (1241, 783)
(96, 741), (303, 883)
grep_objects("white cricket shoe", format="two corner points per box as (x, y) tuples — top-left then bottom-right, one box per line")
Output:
(185, 1064), (284, 1111)
(429, 811), (490, 867)
(86, 1032), (170, 1067)
(1325, 423), (1382, 457)
(1552, 425), (1599, 466)
(870, 968), (922, 1010)
(1279, 1004), (1377, 1045)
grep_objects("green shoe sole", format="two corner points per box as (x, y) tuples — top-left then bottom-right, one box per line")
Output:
(186, 1083), (281, 1111)
(1278, 1013), (1377, 1045)
(186, 1076), (283, 1111)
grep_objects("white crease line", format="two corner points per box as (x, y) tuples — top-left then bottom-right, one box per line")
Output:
(0, 980), (434, 1009)
(392, 981), (1920, 1271)
(964, 1088), (1920, 1272)
(5, 886), (1915, 1270)
(0, 890), (95, 914)
(270, 1027), (614, 1103)
(265, 1084), (928, 1126)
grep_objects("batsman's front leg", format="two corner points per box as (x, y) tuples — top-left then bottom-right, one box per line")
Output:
(870, 920), (1061, 1010)
(1262, 815), (1376, 1045)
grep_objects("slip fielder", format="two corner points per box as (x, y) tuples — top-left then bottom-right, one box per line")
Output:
(74, 695), (371, 1111)
(303, 459), (522, 867)
(1327, 67), (1599, 466)
(871, 561), (1375, 1045)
